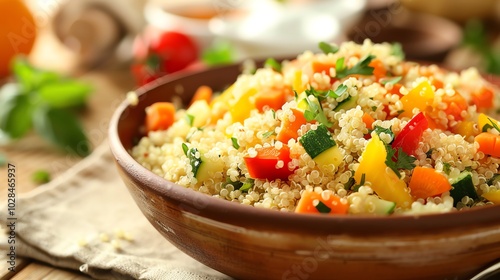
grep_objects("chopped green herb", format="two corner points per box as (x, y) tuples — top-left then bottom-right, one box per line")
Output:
(32, 169), (51, 184)
(262, 130), (276, 139)
(353, 173), (366, 191)
(314, 200), (331, 213)
(371, 106), (378, 112)
(264, 58), (282, 72)
(182, 143), (189, 156)
(271, 109), (276, 119)
(327, 84), (348, 99)
(344, 176), (355, 190)
(391, 43), (405, 60)
(231, 137), (240, 149)
(186, 114), (194, 126)
(187, 147), (202, 177)
(443, 162), (451, 175)
(380, 76), (402, 85)
(0, 57), (92, 157)
(336, 55), (375, 79)
(335, 57), (345, 73)
(487, 117), (500, 133)
(487, 174), (500, 185)
(370, 125), (394, 143)
(303, 91), (332, 127)
(239, 178), (254, 192)
(385, 145), (416, 178)
(426, 148), (434, 158)
(226, 178), (243, 190)
(397, 109), (405, 115)
(318, 41), (339, 54)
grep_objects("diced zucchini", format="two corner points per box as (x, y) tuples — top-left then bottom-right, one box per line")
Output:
(487, 174), (500, 185)
(313, 145), (343, 167)
(300, 124), (336, 158)
(300, 124), (343, 167)
(450, 171), (479, 207)
(187, 147), (224, 182)
(365, 195), (396, 215)
(334, 95), (358, 111)
(186, 100), (211, 127)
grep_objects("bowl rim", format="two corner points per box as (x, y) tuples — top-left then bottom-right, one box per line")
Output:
(109, 62), (500, 236)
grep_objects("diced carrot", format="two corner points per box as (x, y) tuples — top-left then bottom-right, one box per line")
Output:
(311, 61), (335, 75)
(145, 102), (176, 133)
(471, 86), (494, 112)
(368, 59), (386, 81)
(442, 91), (468, 121)
(362, 112), (375, 130)
(431, 78), (444, 90)
(255, 88), (286, 112)
(424, 112), (447, 131)
(475, 132), (500, 158)
(190, 85), (212, 107)
(388, 83), (403, 97)
(409, 166), (452, 199)
(276, 108), (308, 143)
(295, 190), (349, 215)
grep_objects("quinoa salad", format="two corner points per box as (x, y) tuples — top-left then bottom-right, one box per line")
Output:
(131, 40), (500, 215)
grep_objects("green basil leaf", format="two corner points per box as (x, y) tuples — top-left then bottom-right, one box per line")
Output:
(38, 81), (92, 108)
(32, 106), (91, 157)
(0, 83), (33, 140)
(12, 57), (60, 91)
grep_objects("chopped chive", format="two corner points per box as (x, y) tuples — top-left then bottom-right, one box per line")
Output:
(262, 130), (275, 139)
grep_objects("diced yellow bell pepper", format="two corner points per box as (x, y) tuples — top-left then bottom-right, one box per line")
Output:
(482, 189), (500, 204)
(229, 88), (258, 123)
(210, 84), (234, 122)
(399, 80), (435, 119)
(477, 113), (500, 133)
(354, 134), (413, 208)
(292, 70), (305, 94)
(451, 120), (478, 139)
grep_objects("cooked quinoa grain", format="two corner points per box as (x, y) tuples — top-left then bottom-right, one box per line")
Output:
(132, 40), (500, 215)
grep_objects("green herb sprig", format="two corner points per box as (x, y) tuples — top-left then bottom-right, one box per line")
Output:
(0, 57), (92, 157)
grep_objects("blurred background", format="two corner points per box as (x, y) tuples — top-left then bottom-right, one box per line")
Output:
(1, 0), (500, 192)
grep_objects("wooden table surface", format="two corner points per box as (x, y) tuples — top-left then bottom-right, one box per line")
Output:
(0, 21), (135, 280)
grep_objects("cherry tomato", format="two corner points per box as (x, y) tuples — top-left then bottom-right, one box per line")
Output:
(132, 29), (198, 86)
(392, 112), (428, 156)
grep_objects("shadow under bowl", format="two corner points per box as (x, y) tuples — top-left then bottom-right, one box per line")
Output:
(109, 62), (500, 280)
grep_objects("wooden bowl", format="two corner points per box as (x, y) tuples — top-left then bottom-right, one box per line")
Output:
(108, 62), (500, 280)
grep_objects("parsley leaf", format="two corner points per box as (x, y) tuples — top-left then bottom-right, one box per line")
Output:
(385, 145), (416, 178)
(303, 94), (332, 127)
(443, 162), (451, 175)
(239, 178), (254, 192)
(380, 76), (402, 85)
(182, 143), (189, 156)
(336, 55), (375, 79)
(264, 58), (282, 72)
(318, 42), (339, 54)
(327, 84), (348, 99)
(370, 125), (394, 143)
(352, 173), (366, 191)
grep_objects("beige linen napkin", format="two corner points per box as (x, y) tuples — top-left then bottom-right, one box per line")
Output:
(0, 142), (231, 280)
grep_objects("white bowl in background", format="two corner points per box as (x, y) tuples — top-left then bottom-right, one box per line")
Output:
(209, 0), (367, 59)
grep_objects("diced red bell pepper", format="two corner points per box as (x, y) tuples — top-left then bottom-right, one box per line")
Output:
(244, 145), (296, 181)
(392, 112), (428, 156)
